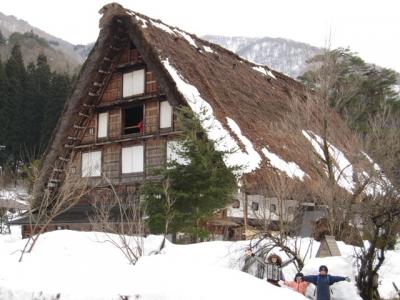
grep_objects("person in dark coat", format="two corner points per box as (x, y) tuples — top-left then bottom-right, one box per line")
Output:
(303, 265), (350, 300)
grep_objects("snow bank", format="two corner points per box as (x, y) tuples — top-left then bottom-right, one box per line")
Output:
(0, 231), (307, 300)
(0, 231), (399, 299)
(162, 59), (261, 174)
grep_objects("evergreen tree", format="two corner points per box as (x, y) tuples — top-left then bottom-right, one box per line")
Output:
(0, 30), (5, 46)
(3, 43), (26, 166)
(142, 107), (238, 241)
(40, 72), (71, 147)
(299, 48), (400, 135)
(24, 54), (51, 155)
(0, 57), (8, 164)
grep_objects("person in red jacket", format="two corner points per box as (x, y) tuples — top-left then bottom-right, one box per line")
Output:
(285, 272), (310, 296)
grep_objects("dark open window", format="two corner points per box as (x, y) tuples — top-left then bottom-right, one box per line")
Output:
(123, 105), (144, 135)
(251, 202), (259, 211)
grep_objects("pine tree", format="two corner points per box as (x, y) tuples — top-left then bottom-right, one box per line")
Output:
(0, 57), (8, 165)
(40, 72), (71, 148)
(23, 54), (51, 155)
(0, 30), (5, 46)
(299, 48), (400, 135)
(142, 107), (238, 241)
(3, 43), (26, 166)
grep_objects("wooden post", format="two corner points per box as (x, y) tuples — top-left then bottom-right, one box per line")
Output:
(243, 181), (248, 239)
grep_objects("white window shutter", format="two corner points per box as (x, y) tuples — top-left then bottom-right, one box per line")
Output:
(132, 69), (145, 95)
(98, 112), (108, 138)
(160, 101), (172, 128)
(82, 151), (101, 177)
(122, 145), (144, 173)
(123, 69), (145, 97)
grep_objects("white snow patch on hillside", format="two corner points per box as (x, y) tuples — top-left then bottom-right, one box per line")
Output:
(252, 66), (276, 79)
(302, 130), (355, 193)
(262, 148), (306, 180)
(162, 58), (261, 174)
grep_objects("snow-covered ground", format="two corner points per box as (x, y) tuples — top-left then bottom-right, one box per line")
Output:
(0, 229), (399, 300)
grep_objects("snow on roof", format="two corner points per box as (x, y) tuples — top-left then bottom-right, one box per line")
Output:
(162, 59), (261, 175)
(252, 66), (276, 79)
(261, 147), (307, 180)
(202, 46), (214, 53)
(302, 130), (355, 193)
(361, 152), (392, 195)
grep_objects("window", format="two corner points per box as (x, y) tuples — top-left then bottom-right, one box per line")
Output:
(122, 145), (144, 173)
(82, 151), (101, 177)
(123, 69), (145, 97)
(160, 101), (172, 128)
(231, 199), (240, 209)
(287, 206), (294, 215)
(123, 106), (144, 135)
(167, 141), (189, 165)
(251, 202), (259, 211)
(270, 204), (277, 213)
(98, 112), (108, 138)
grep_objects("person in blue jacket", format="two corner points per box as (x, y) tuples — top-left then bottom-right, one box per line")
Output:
(303, 265), (350, 300)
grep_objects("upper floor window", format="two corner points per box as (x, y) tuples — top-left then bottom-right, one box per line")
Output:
(270, 204), (277, 213)
(123, 69), (145, 97)
(160, 101), (172, 129)
(123, 106), (144, 135)
(98, 112), (108, 138)
(82, 151), (101, 177)
(122, 145), (144, 173)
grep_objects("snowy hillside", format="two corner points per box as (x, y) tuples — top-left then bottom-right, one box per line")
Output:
(204, 35), (321, 78)
(1, 229), (399, 299)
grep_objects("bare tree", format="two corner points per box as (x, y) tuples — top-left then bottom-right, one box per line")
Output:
(19, 165), (95, 261)
(89, 176), (145, 265)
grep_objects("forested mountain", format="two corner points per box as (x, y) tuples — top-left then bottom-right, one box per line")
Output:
(0, 43), (73, 169)
(0, 11), (87, 74)
(204, 35), (321, 78)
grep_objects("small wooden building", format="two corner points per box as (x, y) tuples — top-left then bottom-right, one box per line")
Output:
(316, 235), (342, 257)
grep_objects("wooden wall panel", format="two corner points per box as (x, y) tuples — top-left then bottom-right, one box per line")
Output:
(103, 144), (120, 179)
(145, 139), (165, 172)
(145, 71), (159, 94)
(119, 48), (143, 65)
(81, 117), (96, 144)
(109, 108), (121, 138)
(101, 73), (122, 103)
(145, 100), (159, 134)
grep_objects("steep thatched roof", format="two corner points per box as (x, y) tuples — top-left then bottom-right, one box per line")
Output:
(33, 3), (371, 204)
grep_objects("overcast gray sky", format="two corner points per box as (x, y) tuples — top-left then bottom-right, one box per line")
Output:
(0, 0), (399, 72)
